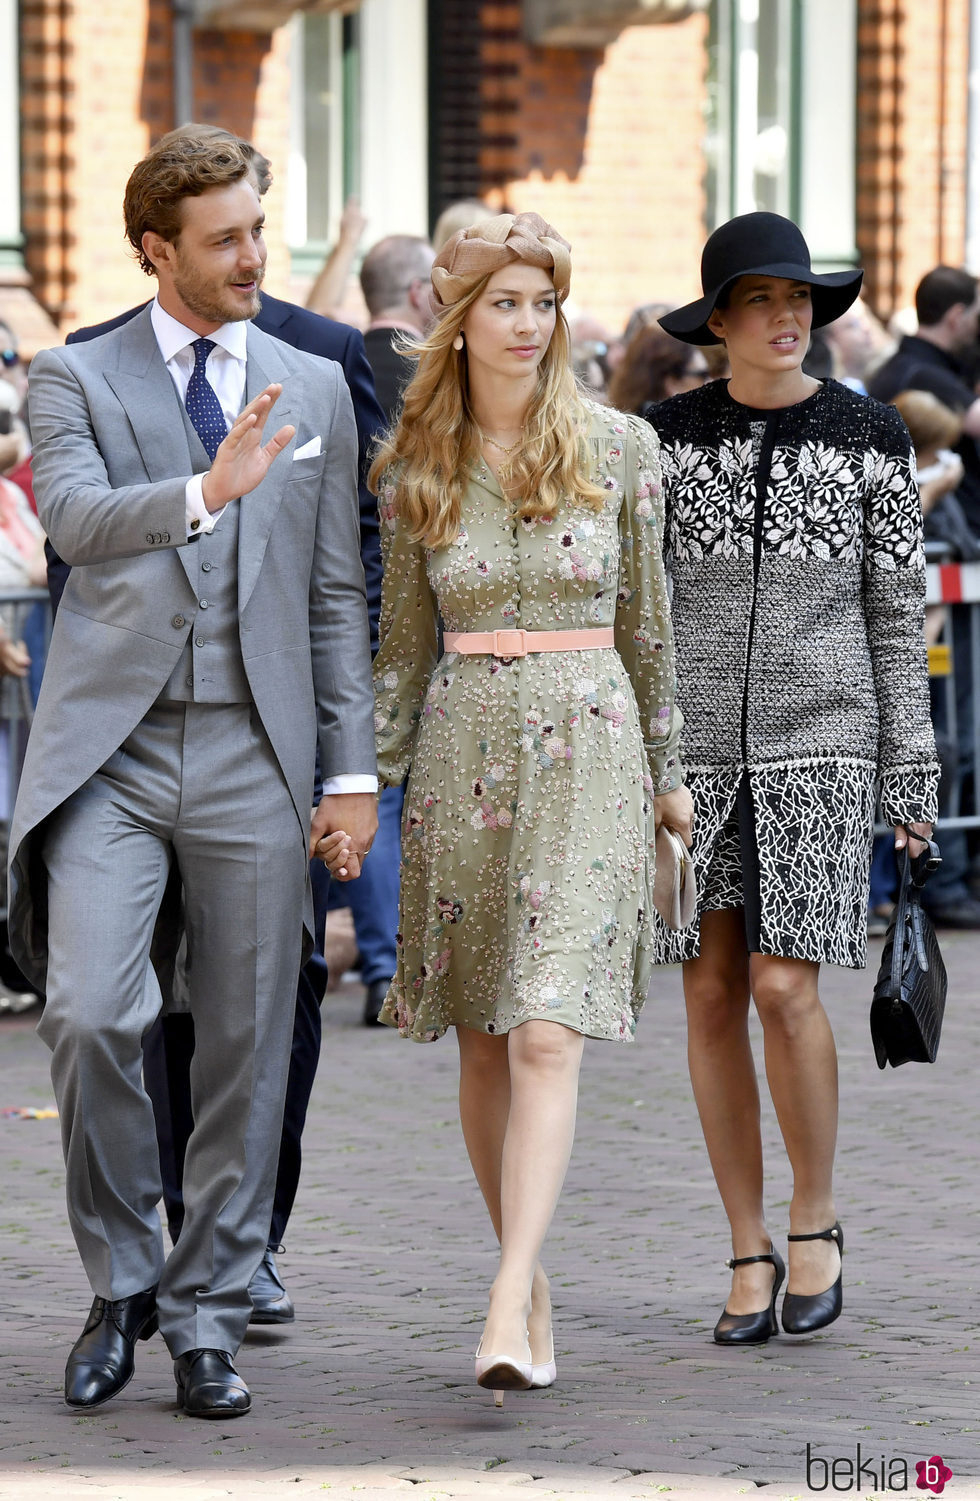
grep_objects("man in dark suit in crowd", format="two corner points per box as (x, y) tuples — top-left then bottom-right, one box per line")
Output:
(330, 234), (434, 1024)
(46, 125), (386, 1325)
(359, 234), (435, 426)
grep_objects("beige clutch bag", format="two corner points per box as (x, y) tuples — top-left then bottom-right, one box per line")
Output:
(653, 825), (697, 931)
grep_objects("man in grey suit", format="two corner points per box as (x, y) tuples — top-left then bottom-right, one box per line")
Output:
(7, 132), (377, 1418)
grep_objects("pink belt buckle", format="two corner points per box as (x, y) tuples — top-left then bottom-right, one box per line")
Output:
(492, 628), (528, 657)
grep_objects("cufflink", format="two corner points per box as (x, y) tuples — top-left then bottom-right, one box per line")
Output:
(190, 518), (201, 531)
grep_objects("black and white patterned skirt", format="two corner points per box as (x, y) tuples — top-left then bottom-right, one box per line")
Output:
(650, 758), (878, 970)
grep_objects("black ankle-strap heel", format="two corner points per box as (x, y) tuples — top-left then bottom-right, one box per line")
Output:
(713, 1244), (786, 1345)
(781, 1222), (844, 1334)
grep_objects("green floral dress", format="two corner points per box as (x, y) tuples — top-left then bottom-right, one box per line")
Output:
(372, 405), (683, 1043)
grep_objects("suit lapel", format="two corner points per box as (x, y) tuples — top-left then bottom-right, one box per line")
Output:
(238, 327), (296, 611)
(103, 309), (200, 588)
(99, 309), (208, 585)
(104, 309), (195, 480)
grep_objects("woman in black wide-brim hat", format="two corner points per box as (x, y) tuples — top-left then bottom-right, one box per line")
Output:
(646, 212), (939, 1344)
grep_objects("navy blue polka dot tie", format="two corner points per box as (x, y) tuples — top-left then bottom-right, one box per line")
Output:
(184, 337), (228, 462)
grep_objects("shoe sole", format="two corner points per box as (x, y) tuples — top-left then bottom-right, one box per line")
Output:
(476, 1362), (532, 1392)
(177, 1396), (251, 1418)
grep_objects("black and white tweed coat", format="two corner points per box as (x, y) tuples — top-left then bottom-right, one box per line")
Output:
(647, 378), (940, 968)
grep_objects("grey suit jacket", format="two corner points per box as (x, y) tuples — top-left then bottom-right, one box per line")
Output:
(9, 305), (376, 989)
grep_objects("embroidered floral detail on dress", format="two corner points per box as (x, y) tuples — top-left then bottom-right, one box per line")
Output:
(371, 406), (682, 1041)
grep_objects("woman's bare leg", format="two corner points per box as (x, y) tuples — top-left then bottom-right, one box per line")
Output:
(457, 1019), (584, 1358)
(683, 908), (775, 1312)
(749, 954), (840, 1295)
(455, 1024), (562, 1360)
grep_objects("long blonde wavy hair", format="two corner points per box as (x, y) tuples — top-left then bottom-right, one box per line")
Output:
(368, 267), (606, 551)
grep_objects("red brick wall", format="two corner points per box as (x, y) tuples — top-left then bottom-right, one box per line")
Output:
(475, 2), (708, 337)
(19, 0), (974, 342)
(856, 0), (970, 320)
(20, 0), (293, 336)
(20, 0), (78, 327)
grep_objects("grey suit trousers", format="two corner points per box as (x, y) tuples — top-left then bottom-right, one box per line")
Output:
(37, 700), (307, 1357)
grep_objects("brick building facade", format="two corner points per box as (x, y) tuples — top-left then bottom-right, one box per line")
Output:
(855, 0), (971, 316)
(1, 0), (977, 352)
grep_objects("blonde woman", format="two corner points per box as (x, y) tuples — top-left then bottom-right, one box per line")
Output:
(319, 214), (691, 1399)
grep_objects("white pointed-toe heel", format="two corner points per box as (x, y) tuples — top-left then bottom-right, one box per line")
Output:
(528, 1328), (557, 1389)
(474, 1337), (533, 1405)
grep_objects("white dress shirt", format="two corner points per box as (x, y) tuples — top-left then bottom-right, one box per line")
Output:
(149, 298), (376, 798)
(150, 298), (245, 537)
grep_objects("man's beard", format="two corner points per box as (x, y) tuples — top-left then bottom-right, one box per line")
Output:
(173, 261), (265, 325)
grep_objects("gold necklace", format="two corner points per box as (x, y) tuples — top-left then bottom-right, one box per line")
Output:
(479, 426), (525, 456)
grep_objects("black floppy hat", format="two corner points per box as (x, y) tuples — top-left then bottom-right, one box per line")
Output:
(660, 211), (864, 346)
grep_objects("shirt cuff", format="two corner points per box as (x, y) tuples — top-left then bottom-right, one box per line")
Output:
(185, 474), (224, 537)
(321, 774), (379, 796)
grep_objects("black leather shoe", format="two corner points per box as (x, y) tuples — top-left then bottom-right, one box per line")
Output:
(248, 1248), (294, 1324)
(362, 977), (391, 1026)
(713, 1245), (785, 1345)
(64, 1286), (158, 1408)
(174, 1348), (251, 1418)
(782, 1222), (844, 1334)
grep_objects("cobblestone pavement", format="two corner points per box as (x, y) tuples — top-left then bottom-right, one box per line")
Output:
(1, 931), (978, 1501)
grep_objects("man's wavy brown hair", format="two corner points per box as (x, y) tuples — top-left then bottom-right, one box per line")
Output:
(123, 132), (254, 276)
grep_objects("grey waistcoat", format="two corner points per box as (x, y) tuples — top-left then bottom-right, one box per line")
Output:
(159, 406), (251, 704)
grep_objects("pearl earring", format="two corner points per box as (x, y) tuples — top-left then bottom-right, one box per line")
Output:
(453, 333), (464, 352)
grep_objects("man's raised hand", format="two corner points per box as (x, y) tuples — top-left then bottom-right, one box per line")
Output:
(202, 384), (296, 512)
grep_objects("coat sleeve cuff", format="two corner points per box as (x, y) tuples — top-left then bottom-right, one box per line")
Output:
(879, 764), (940, 826)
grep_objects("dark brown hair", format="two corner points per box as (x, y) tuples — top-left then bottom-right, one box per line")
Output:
(606, 325), (702, 414)
(124, 131), (255, 276)
(915, 266), (978, 328)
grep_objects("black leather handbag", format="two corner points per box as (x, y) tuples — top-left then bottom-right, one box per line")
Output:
(870, 832), (947, 1069)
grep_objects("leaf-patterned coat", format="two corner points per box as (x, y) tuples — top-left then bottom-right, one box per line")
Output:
(372, 405), (683, 1042)
(647, 377), (939, 969)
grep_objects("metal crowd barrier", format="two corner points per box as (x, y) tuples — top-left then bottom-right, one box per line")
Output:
(922, 542), (980, 833)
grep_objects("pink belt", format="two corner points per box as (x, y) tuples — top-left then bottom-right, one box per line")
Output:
(443, 628), (615, 658)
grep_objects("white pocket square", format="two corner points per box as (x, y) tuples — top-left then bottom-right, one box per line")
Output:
(293, 436), (322, 460)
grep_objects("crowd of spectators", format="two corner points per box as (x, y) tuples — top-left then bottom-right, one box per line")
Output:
(0, 316), (47, 1014)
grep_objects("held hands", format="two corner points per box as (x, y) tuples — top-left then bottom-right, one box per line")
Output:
(653, 784), (695, 848)
(310, 791), (379, 881)
(201, 384), (296, 513)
